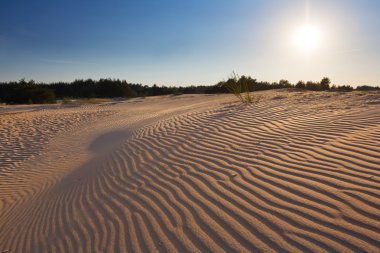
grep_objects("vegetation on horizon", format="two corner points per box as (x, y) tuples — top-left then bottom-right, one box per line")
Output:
(0, 77), (378, 104)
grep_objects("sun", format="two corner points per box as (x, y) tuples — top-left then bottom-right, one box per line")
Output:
(293, 24), (321, 51)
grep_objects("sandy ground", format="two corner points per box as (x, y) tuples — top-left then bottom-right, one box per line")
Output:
(0, 91), (379, 253)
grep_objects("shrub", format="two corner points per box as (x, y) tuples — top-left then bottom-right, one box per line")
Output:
(223, 72), (254, 103)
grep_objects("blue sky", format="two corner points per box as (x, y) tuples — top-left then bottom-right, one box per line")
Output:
(1, 0), (379, 86)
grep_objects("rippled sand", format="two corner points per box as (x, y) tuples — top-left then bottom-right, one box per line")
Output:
(1, 91), (379, 253)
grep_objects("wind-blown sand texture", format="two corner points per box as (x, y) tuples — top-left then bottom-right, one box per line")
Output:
(1, 91), (379, 253)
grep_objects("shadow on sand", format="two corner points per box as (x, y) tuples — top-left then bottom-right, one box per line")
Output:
(88, 130), (130, 155)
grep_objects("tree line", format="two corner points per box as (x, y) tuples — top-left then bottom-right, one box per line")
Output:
(0, 77), (378, 104)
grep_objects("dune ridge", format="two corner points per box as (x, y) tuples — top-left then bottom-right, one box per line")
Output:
(0, 92), (379, 252)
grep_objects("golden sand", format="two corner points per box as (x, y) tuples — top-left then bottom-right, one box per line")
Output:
(1, 91), (379, 252)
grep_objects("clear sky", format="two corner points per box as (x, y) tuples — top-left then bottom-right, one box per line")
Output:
(1, 0), (379, 86)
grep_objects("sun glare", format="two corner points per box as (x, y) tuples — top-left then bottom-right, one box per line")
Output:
(294, 24), (321, 51)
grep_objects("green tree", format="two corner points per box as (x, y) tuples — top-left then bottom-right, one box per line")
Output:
(279, 79), (291, 88)
(320, 77), (331, 90)
(295, 81), (306, 89)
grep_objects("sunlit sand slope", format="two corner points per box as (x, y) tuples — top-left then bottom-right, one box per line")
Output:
(0, 91), (379, 253)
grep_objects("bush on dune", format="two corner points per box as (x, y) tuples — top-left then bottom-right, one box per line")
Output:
(223, 72), (255, 103)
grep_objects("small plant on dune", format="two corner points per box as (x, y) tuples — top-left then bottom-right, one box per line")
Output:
(223, 72), (254, 103)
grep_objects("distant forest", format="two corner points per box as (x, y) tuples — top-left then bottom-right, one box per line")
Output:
(0, 77), (379, 104)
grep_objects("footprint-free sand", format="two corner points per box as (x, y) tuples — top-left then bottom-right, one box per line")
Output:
(1, 91), (379, 253)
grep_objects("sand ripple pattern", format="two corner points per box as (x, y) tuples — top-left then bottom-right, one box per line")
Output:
(0, 107), (115, 171)
(0, 92), (379, 252)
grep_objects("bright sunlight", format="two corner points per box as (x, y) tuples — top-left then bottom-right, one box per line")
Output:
(293, 24), (322, 51)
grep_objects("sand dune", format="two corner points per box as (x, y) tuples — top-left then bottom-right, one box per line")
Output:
(0, 91), (379, 252)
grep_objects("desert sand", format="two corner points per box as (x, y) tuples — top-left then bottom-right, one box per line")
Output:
(0, 91), (379, 253)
